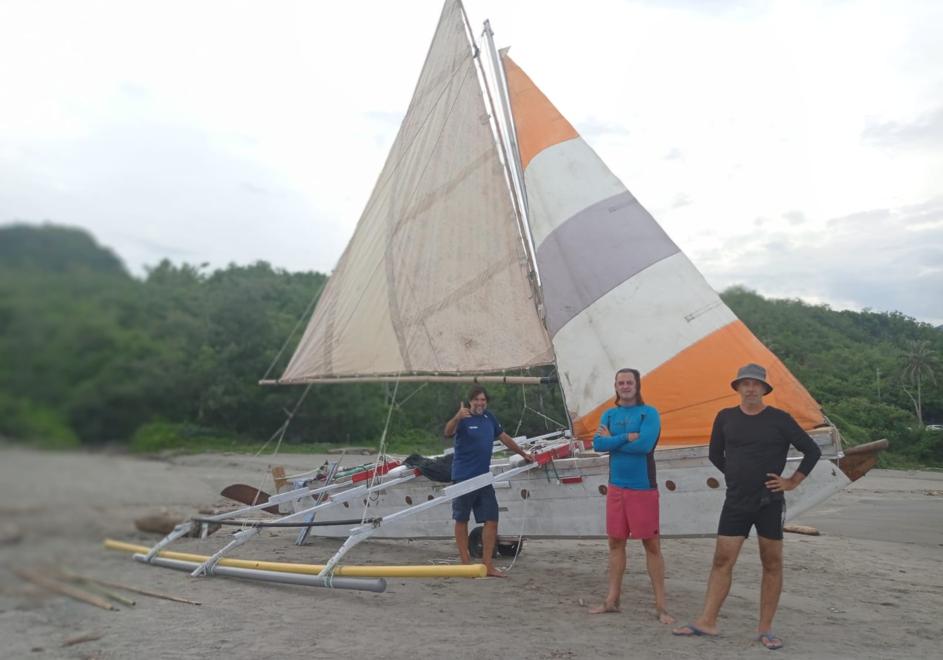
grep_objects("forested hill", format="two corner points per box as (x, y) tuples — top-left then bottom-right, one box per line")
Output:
(0, 224), (127, 274)
(1, 223), (940, 466)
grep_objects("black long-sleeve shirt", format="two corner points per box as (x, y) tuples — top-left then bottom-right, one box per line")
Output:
(709, 405), (821, 510)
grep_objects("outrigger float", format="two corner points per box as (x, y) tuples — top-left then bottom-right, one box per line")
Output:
(111, 0), (887, 590)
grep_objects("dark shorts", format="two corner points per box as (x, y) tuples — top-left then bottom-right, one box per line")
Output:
(718, 498), (785, 540)
(451, 484), (499, 523)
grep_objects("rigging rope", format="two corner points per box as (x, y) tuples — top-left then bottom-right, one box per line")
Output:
(514, 381), (566, 435)
(261, 281), (326, 382)
(499, 485), (528, 574)
(522, 405), (565, 430)
(395, 382), (429, 409)
(513, 383), (527, 436)
(361, 375), (401, 525)
(236, 383), (314, 532)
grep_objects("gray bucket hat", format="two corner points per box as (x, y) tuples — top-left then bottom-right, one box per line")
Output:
(731, 363), (773, 394)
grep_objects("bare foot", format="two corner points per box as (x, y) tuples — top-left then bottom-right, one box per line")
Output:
(589, 602), (621, 614)
(485, 567), (507, 578)
(657, 609), (676, 625)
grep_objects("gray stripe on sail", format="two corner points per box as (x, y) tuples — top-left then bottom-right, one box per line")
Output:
(536, 191), (680, 336)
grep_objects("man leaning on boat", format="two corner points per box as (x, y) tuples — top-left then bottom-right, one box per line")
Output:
(673, 363), (821, 651)
(444, 386), (533, 577)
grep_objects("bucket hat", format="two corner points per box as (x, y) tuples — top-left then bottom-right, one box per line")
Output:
(730, 363), (773, 394)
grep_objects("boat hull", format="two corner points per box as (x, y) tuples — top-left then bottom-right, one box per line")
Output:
(297, 433), (861, 539)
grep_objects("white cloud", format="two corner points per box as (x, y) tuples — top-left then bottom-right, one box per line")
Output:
(863, 107), (943, 149)
(1, 0), (942, 325)
(699, 198), (943, 325)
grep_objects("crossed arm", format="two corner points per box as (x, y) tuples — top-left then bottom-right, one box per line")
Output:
(593, 413), (659, 454)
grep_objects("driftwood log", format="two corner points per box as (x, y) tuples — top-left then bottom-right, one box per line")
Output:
(783, 524), (820, 536)
(13, 569), (116, 611)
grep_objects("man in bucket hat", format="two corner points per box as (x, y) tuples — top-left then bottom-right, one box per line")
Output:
(673, 363), (822, 650)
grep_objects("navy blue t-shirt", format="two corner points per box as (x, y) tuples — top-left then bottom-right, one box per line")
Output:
(451, 410), (503, 481)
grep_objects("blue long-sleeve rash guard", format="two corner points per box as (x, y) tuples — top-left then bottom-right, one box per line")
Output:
(592, 404), (661, 490)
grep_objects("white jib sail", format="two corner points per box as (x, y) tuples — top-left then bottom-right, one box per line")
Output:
(279, 0), (553, 383)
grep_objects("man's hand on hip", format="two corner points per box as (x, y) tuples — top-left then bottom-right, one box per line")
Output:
(765, 472), (800, 492)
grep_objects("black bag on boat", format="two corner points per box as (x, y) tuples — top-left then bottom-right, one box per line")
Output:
(403, 453), (453, 482)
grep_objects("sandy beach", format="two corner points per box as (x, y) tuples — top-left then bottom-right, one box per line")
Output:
(1, 446), (941, 659)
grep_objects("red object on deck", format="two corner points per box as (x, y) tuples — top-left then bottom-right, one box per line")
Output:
(351, 460), (401, 483)
(560, 476), (583, 484)
(534, 444), (571, 465)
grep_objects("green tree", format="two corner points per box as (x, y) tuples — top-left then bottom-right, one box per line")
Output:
(899, 339), (938, 425)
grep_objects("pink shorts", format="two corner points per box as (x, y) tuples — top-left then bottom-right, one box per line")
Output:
(605, 485), (660, 540)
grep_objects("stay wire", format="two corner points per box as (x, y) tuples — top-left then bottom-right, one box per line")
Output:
(395, 382), (428, 409)
(239, 383), (314, 532)
(362, 375), (401, 524)
(261, 280), (326, 382)
(513, 383), (527, 436)
(522, 405), (565, 430)
(500, 472), (528, 574)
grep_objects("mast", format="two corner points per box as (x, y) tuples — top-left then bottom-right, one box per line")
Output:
(477, 15), (574, 430)
(460, 7), (543, 315)
(480, 20), (548, 320)
(482, 22), (534, 264)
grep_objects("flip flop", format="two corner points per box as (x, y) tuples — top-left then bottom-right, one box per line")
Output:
(672, 623), (717, 638)
(757, 632), (783, 650)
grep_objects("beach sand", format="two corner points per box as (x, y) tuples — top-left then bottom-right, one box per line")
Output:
(1, 446), (941, 659)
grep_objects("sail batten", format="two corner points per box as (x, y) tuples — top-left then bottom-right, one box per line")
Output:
(280, 0), (553, 384)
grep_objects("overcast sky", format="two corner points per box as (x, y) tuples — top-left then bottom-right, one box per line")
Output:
(1, 0), (941, 325)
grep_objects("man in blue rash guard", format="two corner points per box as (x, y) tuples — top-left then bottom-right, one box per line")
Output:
(590, 368), (675, 624)
(444, 385), (532, 577)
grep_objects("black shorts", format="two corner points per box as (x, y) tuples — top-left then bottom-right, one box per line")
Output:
(451, 485), (499, 523)
(717, 498), (785, 540)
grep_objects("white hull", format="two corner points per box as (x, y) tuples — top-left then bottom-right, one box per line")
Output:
(294, 433), (851, 539)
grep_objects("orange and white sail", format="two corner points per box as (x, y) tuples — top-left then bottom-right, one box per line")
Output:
(502, 54), (824, 447)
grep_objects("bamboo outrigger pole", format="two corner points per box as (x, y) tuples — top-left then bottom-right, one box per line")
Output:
(136, 554), (388, 593)
(104, 540), (487, 578)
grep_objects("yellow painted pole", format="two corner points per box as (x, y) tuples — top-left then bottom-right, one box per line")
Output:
(104, 539), (486, 578)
